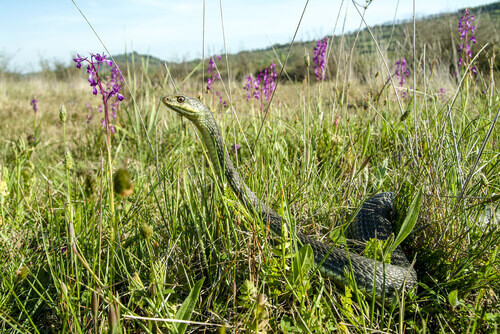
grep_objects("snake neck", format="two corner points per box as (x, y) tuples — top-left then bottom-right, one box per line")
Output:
(195, 114), (283, 234)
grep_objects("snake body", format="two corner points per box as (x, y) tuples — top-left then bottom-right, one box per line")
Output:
(162, 94), (417, 300)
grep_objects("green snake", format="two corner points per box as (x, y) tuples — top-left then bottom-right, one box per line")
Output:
(162, 94), (417, 300)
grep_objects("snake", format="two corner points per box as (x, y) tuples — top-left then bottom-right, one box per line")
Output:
(162, 94), (417, 301)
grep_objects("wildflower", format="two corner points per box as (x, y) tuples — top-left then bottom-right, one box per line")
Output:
(205, 55), (227, 107)
(457, 8), (477, 73)
(73, 54), (87, 69)
(244, 75), (260, 101)
(30, 96), (38, 113)
(85, 103), (93, 124)
(439, 87), (446, 100)
(394, 58), (410, 87)
(334, 115), (341, 127)
(206, 55), (221, 92)
(393, 57), (410, 98)
(74, 53), (124, 134)
(313, 37), (328, 81)
(260, 61), (277, 100)
(244, 61), (278, 103)
(215, 91), (227, 108)
(27, 133), (35, 143)
(231, 143), (240, 153)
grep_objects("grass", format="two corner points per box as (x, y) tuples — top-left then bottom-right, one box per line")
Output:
(1, 5), (500, 334)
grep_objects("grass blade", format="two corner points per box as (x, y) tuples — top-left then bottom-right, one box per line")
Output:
(173, 278), (205, 334)
(390, 187), (423, 254)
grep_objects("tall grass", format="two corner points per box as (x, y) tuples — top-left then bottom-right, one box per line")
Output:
(0, 3), (499, 333)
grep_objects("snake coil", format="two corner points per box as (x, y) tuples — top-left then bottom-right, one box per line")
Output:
(162, 94), (417, 301)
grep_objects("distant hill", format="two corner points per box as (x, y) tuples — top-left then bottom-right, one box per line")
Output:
(112, 52), (165, 69)
(110, 2), (499, 83)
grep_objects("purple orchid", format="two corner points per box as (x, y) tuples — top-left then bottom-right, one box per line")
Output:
(243, 61), (278, 105)
(30, 96), (38, 113)
(74, 53), (124, 133)
(313, 37), (328, 81)
(205, 55), (227, 107)
(458, 8), (477, 74)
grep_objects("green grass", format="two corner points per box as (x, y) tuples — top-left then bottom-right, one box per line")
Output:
(0, 13), (499, 333)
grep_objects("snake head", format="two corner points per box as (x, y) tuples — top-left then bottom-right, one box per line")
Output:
(162, 95), (209, 121)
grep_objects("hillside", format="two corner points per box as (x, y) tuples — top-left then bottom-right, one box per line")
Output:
(112, 2), (499, 83)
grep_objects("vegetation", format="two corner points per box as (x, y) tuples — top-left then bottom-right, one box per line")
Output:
(0, 2), (499, 333)
(115, 1), (500, 83)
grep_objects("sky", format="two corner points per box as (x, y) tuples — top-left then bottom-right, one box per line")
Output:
(0, 0), (497, 73)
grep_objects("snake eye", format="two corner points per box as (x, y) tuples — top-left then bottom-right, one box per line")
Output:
(177, 96), (185, 103)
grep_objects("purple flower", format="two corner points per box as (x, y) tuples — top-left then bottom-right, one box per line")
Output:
(244, 61), (278, 103)
(457, 8), (477, 73)
(244, 75), (261, 101)
(394, 57), (410, 87)
(261, 61), (277, 100)
(205, 55), (227, 107)
(439, 87), (446, 100)
(74, 53), (125, 133)
(30, 96), (38, 113)
(391, 57), (411, 99)
(206, 55), (222, 93)
(206, 78), (212, 92)
(334, 115), (341, 127)
(231, 144), (240, 153)
(313, 37), (328, 81)
(73, 54), (87, 69)
(95, 54), (113, 67)
(215, 91), (227, 107)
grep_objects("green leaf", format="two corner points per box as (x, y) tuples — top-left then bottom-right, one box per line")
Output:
(291, 244), (314, 281)
(448, 289), (459, 309)
(172, 278), (204, 334)
(389, 187), (423, 254)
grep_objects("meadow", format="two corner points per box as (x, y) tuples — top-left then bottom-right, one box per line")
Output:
(0, 4), (499, 333)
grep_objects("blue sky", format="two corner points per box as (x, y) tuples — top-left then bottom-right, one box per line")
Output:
(0, 0), (496, 73)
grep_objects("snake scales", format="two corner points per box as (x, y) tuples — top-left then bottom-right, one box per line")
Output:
(162, 94), (417, 301)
